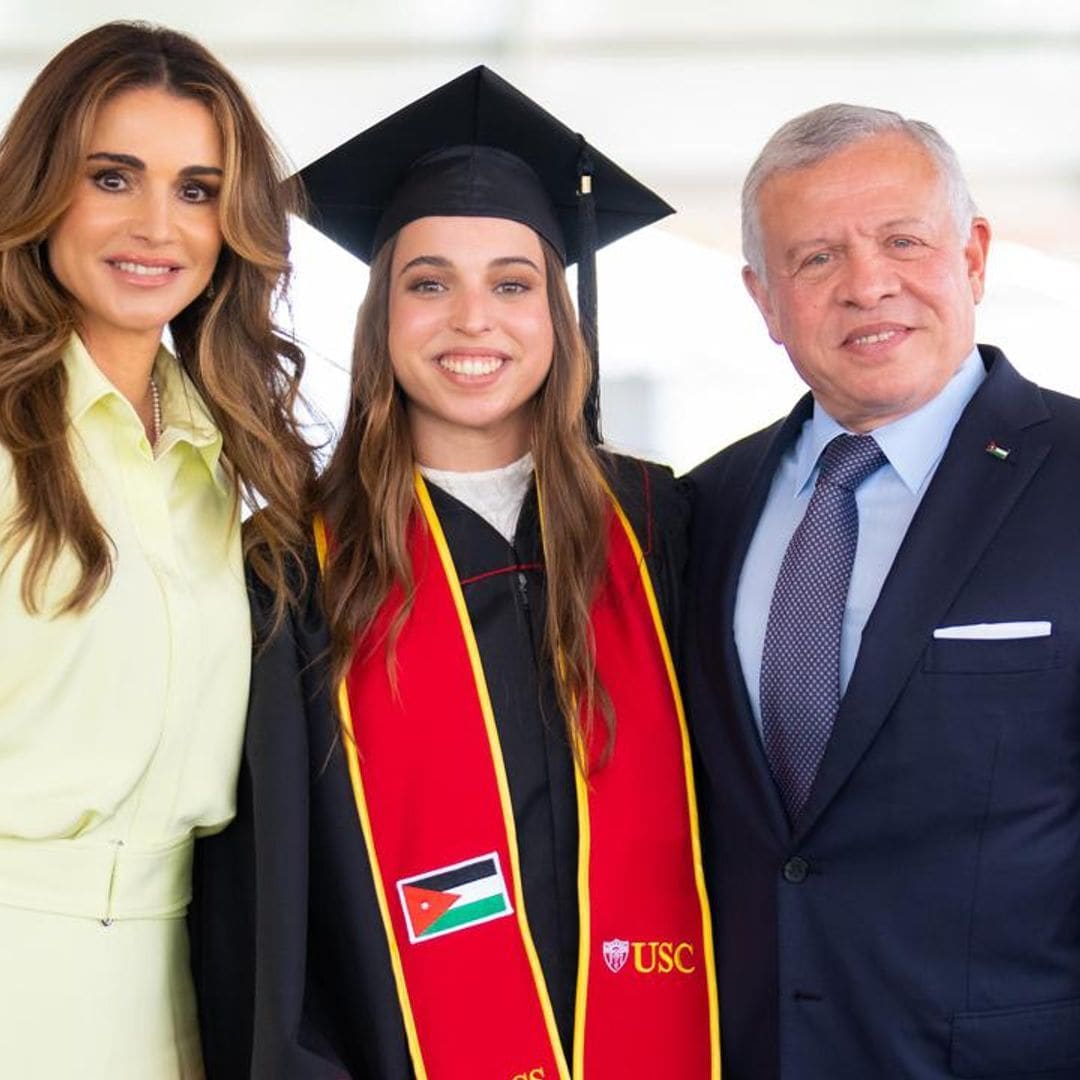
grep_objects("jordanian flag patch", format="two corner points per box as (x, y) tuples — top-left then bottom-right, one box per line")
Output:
(397, 852), (513, 943)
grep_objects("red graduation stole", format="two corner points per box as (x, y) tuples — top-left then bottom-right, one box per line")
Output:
(316, 474), (719, 1079)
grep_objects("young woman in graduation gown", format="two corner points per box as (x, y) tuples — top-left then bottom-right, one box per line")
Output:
(0, 23), (313, 1078)
(194, 67), (719, 1080)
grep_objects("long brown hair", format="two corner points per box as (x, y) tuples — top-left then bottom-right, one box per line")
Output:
(320, 234), (614, 759)
(0, 21), (314, 621)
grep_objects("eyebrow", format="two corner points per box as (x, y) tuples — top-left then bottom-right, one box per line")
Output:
(87, 152), (223, 178)
(398, 253), (542, 276)
(491, 256), (542, 272)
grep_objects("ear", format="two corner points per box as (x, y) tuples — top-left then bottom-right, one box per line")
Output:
(965, 216), (991, 304)
(743, 264), (783, 344)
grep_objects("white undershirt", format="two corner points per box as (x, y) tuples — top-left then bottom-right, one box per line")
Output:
(419, 452), (534, 544)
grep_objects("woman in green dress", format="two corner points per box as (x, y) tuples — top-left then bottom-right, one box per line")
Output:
(0, 22), (313, 1077)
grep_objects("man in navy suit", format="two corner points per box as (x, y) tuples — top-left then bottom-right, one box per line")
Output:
(685, 103), (1080, 1079)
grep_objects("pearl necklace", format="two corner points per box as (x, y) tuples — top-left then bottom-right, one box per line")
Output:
(148, 375), (162, 446)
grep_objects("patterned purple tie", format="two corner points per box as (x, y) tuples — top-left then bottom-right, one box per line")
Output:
(760, 434), (888, 821)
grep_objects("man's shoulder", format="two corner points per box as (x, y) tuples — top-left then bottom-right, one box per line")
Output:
(1035, 385), (1080, 441)
(685, 413), (791, 495)
(979, 344), (1080, 438)
(1042, 386), (1080, 422)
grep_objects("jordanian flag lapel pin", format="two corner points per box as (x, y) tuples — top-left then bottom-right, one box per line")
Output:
(397, 852), (514, 944)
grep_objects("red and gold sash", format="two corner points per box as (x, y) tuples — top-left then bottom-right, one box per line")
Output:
(316, 474), (719, 1079)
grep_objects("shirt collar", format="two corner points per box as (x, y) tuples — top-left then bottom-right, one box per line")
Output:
(795, 347), (986, 496)
(63, 331), (120, 423)
(63, 332), (228, 493)
(151, 342), (227, 489)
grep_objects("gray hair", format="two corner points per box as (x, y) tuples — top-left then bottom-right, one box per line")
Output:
(741, 103), (978, 279)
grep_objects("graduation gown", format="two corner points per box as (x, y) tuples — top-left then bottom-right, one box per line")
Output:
(191, 453), (688, 1079)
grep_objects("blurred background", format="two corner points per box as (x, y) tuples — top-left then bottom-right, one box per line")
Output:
(4, 1), (1079, 471)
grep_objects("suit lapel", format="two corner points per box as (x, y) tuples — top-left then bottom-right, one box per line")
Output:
(795, 349), (1053, 839)
(695, 396), (813, 840)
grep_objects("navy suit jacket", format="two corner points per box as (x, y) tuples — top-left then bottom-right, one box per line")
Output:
(684, 346), (1080, 1080)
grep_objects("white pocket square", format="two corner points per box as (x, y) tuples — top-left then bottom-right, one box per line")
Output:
(933, 621), (1052, 640)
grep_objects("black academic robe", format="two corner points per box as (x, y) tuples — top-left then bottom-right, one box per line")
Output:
(191, 453), (687, 1079)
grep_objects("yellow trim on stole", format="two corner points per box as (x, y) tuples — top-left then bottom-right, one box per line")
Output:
(604, 492), (722, 1079)
(313, 516), (430, 1080)
(413, 474), (572, 1080)
(568, 489), (722, 1079)
(571, 746), (592, 1079)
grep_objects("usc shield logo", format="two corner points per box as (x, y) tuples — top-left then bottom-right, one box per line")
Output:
(602, 938), (630, 973)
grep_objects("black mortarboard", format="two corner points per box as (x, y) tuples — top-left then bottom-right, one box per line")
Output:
(297, 65), (674, 442)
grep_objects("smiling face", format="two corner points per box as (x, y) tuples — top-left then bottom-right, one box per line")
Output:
(47, 85), (224, 359)
(388, 215), (555, 469)
(743, 132), (990, 432)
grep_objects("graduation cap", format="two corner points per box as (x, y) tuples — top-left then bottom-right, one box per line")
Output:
(297, 65), (674, 443)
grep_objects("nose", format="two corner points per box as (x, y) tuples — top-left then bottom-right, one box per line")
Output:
(449, 284), (493, 335)
(130, 186), (175, 245)
(838, 247), (900, 309)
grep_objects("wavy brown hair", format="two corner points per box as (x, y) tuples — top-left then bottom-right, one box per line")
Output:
(320, 234), (615, 762)
(0, 21), (314, 622)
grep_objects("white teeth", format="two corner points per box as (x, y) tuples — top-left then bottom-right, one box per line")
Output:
(438, 355), (503, 376)
(112, 260), (173, 277)
(852, 330), (899, 345)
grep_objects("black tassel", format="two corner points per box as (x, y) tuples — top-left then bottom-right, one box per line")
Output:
(576, 136), (601, 445)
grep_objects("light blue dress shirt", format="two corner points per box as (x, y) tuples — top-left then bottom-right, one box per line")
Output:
(734, 347), (986, 733)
